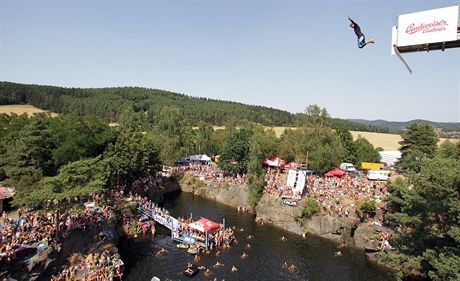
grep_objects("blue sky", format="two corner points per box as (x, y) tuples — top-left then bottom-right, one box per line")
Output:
(1, 0), (459, 122)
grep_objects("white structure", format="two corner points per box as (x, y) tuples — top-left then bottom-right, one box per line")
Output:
(286, 170), (306, 197)
(379, 151), (402, 166)
(391, 5), (460, 73)
(392, 5), (460, 53)
(339, 162), (356, 172)
(367, 170), (391, 181)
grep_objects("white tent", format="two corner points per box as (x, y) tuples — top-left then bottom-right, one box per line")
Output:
(379, 151), (402, 166)
(189, 154), (211, 164)
(200, 154), (211, 163)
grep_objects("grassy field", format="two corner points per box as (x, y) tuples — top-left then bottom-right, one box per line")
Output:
(269, 127), (456, 151)
(268, 126), (404, 150)
(0, 104), (58, 117)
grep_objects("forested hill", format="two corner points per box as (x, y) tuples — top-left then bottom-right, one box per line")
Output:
(1, 82), (294, 125)
(349, 119), (460, 133)
(0, 81), (388, 131)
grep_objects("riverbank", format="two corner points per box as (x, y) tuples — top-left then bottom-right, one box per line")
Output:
(180, 180), (389, 258)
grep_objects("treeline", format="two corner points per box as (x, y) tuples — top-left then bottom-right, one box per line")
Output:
(0, 81), (390, 132)
(0, 104), (381, 208)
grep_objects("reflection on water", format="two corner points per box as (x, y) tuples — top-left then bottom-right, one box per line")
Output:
(120, 192), (392, 281)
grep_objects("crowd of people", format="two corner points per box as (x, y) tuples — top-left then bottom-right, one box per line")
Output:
(306, 175), (387, 218)
(0, 209), (59, 263)
(0, 192), (123, 280)
(50, 250), (124, 281)
(173, 162), (247, 186)
(263, 168), (286, 196)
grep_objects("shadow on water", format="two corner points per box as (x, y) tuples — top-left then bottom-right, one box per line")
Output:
(119, 192), (393, 281)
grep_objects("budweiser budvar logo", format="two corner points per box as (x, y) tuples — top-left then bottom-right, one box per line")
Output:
(406, 19), (448, 34)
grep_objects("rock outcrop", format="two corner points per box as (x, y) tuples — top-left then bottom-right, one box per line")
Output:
(179, 182), (391, 252)
(181, 182), (252, 211)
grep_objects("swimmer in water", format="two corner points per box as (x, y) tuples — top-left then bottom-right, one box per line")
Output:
(204, 269), (212, 277)
(334, 251), (343, 257)
(288, 264), (297, 272)
(212, 261), (224, 268)
(155, 248), (167, 257)
(240, 252), (248, 259)
(245, 243), (251, 249)
(194, 254), (201, 262)
(247, 235), (253, 240)
(231, 265), (238, 272)
(281, 236), (287, 242)
(282, 262), (289, 269)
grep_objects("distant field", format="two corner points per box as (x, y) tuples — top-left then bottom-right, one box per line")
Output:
(0, 104), (58, 117)
(270, 127), (404, 150)
(215, 126), (457, 151)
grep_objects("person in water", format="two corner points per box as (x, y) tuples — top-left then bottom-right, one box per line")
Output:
(288, 264), (297, 272)
(212, 261), (224, 268)
(156, 248), (167, 257)
(348, 16), (374, 48)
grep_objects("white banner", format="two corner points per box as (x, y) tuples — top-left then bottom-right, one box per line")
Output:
(397, 5), (459, 46)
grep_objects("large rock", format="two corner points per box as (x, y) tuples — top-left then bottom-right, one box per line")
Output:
(182, 182), (252, 211)
(255, 194), (304, 234)
(303, 215), (344, 237)
(353, 224), (387, 250)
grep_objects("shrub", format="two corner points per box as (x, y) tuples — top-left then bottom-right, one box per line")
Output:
(358, 198), (376, 217)
(303, 198), (320, 218)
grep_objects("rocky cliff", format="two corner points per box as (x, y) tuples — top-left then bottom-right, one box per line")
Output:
(179, 182), (375, 247)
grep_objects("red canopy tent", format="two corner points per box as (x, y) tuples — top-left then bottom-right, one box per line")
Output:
(188, 218), (221, 233)
(324, 168), (346, 177)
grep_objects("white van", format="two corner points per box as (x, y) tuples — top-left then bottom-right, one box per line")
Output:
(339, 163), (356, 172)
(367, 170), (390, 181)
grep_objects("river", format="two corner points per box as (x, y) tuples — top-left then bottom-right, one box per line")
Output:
(119, 192), (392, 281)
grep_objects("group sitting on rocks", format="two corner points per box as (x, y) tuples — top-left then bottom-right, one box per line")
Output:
(172, 162), (247, 186)
(0, 192), (123, 279)
(50, 250), (124, 281)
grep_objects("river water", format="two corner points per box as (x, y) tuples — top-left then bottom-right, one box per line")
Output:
(120, 192), (392, 281)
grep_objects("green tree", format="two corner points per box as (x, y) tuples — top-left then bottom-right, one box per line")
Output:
(437, 140), (460, 160)
(383, 157), (460, 280)
(218, 128), (252, 175)
(195, 122), (217, 155)
(245, 123), (278, 206)
(398, 123), (439, 172)
(51, 114), (114, 167)
(304, 104), (331, 128)
(337, 127), (356, 164)
(14, 156), (111, 207)
(353, 136), (381, 165)
(2, 116), (56, 198)
(104, 129), (160, 186)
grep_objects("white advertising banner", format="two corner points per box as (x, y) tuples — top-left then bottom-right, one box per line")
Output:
(397, 5), (459, 46)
